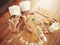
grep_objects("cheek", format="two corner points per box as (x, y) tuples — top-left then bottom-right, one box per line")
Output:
(13, 18), (19, 23)
(15, 20), (19, 24)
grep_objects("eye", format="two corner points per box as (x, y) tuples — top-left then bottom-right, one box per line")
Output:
(11, 15), (15, 18)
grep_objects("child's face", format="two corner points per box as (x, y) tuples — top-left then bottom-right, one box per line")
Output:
(11, 16), (20, 25)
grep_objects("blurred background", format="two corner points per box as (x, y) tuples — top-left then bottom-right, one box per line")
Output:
(0, 0), (60, 45)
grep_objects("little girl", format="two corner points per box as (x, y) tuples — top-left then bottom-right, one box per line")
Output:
(8, 5), (21, 33)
